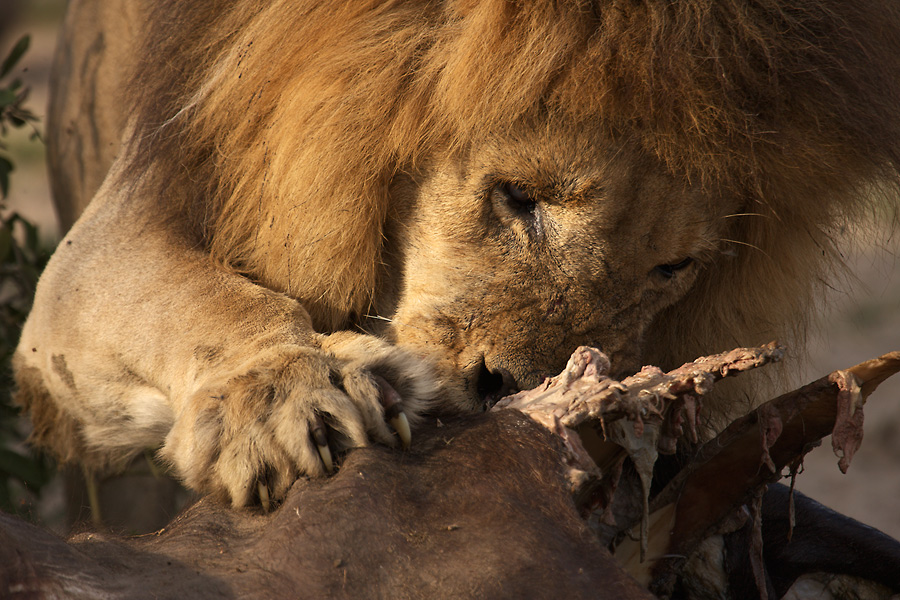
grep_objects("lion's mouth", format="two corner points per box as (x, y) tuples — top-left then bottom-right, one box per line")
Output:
(475, 358), (519, 409)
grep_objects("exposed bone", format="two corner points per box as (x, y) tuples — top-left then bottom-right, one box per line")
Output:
(493, 343), (784, 558)
(494, 344), (784, 435)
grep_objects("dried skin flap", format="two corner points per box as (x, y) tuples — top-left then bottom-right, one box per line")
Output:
(495, 345), (900, 598)
(829, 369), (864, 474)
(643, 351), (900, 598)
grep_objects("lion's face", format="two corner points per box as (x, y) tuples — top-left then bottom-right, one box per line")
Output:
(377, 120), (742, 408)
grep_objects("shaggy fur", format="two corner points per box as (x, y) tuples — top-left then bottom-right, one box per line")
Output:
(132, 0), (900, 341)
(14, 0), (900, 505)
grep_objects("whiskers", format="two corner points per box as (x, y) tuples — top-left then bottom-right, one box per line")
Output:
(363, 314), (394, 324)
(718, 238), (772, 260)
(715, 212), (773, 260)
(720, 212), (768, 220)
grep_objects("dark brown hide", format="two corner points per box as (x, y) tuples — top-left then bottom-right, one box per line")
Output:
(723, 484), (900, 600)
(0, 411), (651, 599)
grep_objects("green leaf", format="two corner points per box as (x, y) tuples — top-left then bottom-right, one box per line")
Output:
(0, 155), (12, 198)
(0, 481), (12, 514)
(22, 217), (40, 252)
(0, 447), (49, 490)
(0, 223), (12, 262)
(0, 36), (30, 80)
(0, 88), (17, 107)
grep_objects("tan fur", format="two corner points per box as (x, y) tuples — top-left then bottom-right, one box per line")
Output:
(13, 361), (89, 465)
(14, 0), (900, 505)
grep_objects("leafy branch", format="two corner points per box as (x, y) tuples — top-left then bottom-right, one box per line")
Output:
(0, 34), (54, 518)
(1, 35), (41, 198)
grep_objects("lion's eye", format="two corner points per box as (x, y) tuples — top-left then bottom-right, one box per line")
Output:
(654, 257), (694, 279)
(491, 181), (543, 241)
(496, 181), (537, 215)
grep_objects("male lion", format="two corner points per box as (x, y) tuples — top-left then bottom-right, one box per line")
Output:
(15, 0), (900, 508)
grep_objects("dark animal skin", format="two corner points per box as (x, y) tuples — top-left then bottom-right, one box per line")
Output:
(5, 411), (900, 598)
(0, 411), (653, 600)
(718, 484), (900, 600)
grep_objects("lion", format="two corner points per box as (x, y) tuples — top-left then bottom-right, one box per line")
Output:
(14, 0), (900, 508)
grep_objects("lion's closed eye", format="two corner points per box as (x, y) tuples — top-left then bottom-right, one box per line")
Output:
(495, 181), (537, 215)
(491, 181), (544, 242)
(653, 257), (694, 279)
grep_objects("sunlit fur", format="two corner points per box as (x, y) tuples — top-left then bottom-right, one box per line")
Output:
(131, 0), (900, 360)
(15, 0), (900, 497)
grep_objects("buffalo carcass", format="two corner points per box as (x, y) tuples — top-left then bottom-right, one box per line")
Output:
(1, 410), (652, 599)
(3, 346), (900, 599)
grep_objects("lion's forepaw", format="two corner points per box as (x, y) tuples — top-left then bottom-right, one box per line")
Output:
(162, 332), (439, 507)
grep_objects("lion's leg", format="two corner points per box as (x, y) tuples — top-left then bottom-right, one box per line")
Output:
(14, 165), (440, 507)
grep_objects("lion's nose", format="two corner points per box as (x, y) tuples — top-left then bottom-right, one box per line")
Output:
(476, 359), (519, 409)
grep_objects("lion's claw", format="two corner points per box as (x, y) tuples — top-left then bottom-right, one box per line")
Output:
(310, 415), (334, 473)
(390, 412), (412, 449)
(316, 443), (334, 473)
(164, 335), (438, 507)
(257, 481), (271, 512)
(375, 374), (412, 449)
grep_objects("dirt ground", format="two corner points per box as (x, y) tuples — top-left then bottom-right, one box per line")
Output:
(3, 4), (900, 541)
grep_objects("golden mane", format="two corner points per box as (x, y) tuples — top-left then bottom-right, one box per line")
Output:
(128, 0), (900, 366)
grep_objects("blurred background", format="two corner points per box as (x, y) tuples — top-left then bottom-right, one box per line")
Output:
(1, 0), (60, 237)
(2, 0), (900, 539)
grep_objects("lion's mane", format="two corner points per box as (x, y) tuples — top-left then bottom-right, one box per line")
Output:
(129, 0), (900, 373)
